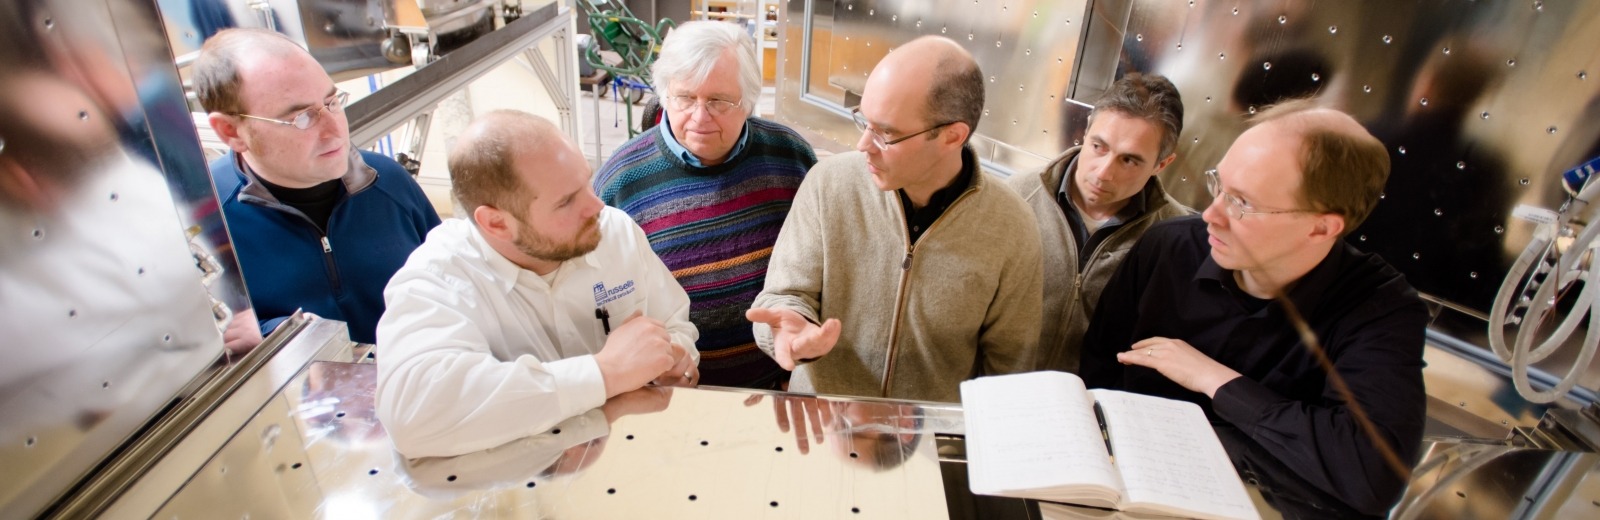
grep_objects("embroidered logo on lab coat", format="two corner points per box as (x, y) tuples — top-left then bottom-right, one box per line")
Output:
(593, 280), (636, 307)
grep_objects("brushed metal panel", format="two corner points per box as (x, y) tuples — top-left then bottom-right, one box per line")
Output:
(0, 1), (228, 517)
(142, 359), (1600, 518)
(1114, 0), (1600, 403)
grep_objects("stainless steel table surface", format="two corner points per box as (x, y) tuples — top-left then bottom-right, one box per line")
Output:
(150, 360), (1600, 519)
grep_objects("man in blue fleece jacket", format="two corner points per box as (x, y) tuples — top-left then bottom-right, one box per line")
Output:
(197, 28), (440, 347)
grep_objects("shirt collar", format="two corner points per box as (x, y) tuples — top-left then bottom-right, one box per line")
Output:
(1194, 240), (1349, 317)
(234, 147), (375, 203)
(1056, 153), (1149, 225)
(471, 216), (606, 295)
(659, 110), (751, 167)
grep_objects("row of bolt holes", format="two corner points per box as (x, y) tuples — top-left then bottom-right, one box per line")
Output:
(840, 0), (1577, 66)
(25, 181), (168, 453)
(279, 454), (1600, 511)
(838, 2), (1587, 119)
(284, 424), (1600, 511)
(297, 427), (867, 512)
(836, 57), (1586, 132)
(36, 192), (168, 327)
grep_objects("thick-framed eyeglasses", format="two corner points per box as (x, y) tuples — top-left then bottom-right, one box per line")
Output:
(1203, 169), (1317, 220)
(665, 95), (742, 116)
(851, 107), (956, 150)
(235, 91), (350, 130)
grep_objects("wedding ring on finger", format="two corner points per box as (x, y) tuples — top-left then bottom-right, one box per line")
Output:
(1147, 348), (1156, 357)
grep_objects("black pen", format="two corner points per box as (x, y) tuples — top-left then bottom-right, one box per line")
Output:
(595, 307), (611, 335)
(1093, 400), (1115, 461)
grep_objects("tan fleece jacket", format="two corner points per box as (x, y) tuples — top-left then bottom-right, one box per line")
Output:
(753, 150), (1043, 403)
(1005, 146), (1193, 373)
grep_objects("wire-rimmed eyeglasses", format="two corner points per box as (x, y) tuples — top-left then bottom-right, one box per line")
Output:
(1203, 169), (1317, 220)
(665, 95), (742, 116)
(851, 107), (956, 150)
(234, 91), (350, 130)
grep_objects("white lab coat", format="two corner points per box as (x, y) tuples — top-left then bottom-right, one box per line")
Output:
(375, 208), (696, 458)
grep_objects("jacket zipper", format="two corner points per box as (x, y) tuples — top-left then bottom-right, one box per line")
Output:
(880, 187), (977, 397)
(1070, 208), (1162, 297)
(319, 233), (342, 294)
(1056, 199), (1162, 369)
(237, 166), (348, 296)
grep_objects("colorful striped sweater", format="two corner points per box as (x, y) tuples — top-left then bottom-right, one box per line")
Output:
(593, 117), (817, 389)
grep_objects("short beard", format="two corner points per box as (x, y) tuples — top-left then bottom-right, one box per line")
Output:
(513, 215), (601, 263)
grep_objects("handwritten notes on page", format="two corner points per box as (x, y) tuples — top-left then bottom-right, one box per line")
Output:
(962, 372), (1122, 505)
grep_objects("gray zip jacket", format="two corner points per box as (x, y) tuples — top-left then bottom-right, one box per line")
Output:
(1006, 146), (1193, 373)
(753, 150), (1043, 402)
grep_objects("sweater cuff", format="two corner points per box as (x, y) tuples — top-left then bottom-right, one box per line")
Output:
(1211, 376), (1276, 432)
(540, 355), (609, 419)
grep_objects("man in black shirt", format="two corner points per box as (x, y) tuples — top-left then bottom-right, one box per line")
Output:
(1081, 100), (1426, 515)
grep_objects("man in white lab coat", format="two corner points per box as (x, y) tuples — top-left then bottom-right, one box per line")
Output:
(375, 110), (698, 458)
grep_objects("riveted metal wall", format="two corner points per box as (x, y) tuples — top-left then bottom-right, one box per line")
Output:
(778, 0), (1600, 406)
(1112, 0), (1600, 402)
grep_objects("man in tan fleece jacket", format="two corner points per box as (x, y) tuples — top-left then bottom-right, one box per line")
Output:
(1007, 73), (1193, 374)
(746, 36), (1043, 403)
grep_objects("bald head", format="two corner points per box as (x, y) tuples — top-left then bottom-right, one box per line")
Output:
(193, 28), (315, 115)
(868, 36), (984, 143)
(1249, 100), (1389, 233)
(449, 110), (570, 219)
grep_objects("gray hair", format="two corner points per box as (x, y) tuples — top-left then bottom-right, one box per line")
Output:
(651, 21), (761, 116)
(1090, 73), (1184, 160)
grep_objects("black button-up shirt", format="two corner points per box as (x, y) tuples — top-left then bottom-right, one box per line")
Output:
(898, 148), (976, 245)
(1081, 216), (1428, 516)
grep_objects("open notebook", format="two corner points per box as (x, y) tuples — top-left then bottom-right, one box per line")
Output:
(961, 371), (1259, 520)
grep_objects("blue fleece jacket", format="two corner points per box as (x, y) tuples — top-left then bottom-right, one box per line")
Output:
(211, 149), (441, 343)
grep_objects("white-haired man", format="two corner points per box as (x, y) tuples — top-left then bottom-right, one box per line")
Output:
(593, 21), (816, 390)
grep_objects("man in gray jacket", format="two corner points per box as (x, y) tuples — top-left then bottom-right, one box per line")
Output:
(1007, 73), (1192, 373)
(746, 36), (1043, 403)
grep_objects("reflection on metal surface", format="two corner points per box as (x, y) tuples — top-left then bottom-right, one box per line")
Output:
(144, 358), (1600, 518)
(777, 0), (1600, 426)
(93, 314), (356, 519)
(1391, 440), (1600, 520)
(0, 0), (231, 517)
(160, 363), (956, 518)
(1111, 0), (1600, 405)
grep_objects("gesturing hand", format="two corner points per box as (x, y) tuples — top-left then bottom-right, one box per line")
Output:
(1117, 337), (1242, 398)
(745, 308), (842, 370)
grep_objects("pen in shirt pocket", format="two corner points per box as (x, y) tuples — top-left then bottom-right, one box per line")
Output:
(595, 306), (612, 335)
